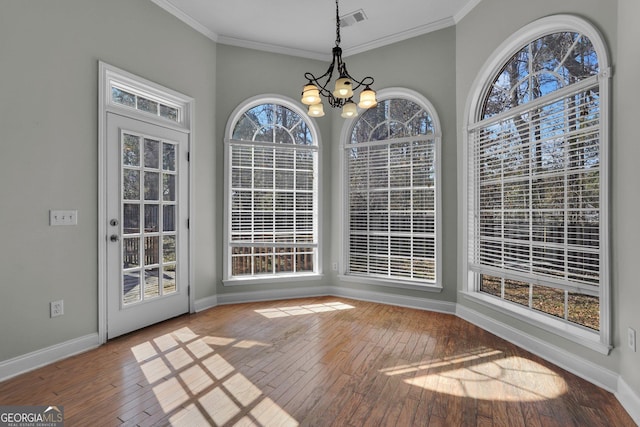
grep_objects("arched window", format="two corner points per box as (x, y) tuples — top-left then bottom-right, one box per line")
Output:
(343, 88), (441, 288)
(464, 15), (611, 352)
(224, 96), (320, 283)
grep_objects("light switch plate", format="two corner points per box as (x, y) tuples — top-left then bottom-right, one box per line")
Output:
(50, 210), (78, 226)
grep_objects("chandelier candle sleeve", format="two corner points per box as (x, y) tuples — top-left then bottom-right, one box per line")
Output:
(300, 0), (377, 118)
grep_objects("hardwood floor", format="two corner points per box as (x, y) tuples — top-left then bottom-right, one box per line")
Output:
(0, 296), (635, 426)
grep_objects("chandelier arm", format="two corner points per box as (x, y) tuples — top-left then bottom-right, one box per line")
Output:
(341, 72), (375, 91)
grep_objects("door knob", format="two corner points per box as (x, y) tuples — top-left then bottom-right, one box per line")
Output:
(110, 234), (119, 242)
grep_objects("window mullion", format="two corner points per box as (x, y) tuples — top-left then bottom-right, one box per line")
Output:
(387, 145), (391, 277)
(272, 147), (277, 274)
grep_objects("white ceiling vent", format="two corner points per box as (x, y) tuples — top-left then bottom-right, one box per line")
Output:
(340, 9), (368, 28)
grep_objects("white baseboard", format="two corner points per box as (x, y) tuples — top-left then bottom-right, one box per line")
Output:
(194, 294), (218, 312)
(456, 305), (619, 393)
(217, 285), (331, 305)
(212, 284), (457, 315)
(329, 286), (457, 314)
(0, 333), (100, 382)
(616, 376), (640, 425)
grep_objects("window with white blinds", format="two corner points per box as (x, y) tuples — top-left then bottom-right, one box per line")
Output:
(345, 95), (440, 286)
(226, 101), (318, 280)
(466, 17), (610, 343)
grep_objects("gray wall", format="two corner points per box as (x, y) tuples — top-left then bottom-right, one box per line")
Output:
(614, 0), (640, 397)
(0, 0), (637, 405)
(0, 0), (217, 361)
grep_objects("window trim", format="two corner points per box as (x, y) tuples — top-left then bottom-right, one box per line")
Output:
(461, 15), (611, 353)
(338, 87), (443, 290)
(222, 94), (323, 286)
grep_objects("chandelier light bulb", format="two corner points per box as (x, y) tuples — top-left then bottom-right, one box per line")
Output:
(333, 77), (353, 99)
(358, 87), (378, 109)
(341, 101), (358, 118)
(301, 84), (321, 105)
(308, 103), (325, 117)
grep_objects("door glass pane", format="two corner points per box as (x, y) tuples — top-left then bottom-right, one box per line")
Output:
(123, 134), (140, 166)
(123, 271), (141, 304)
(123, 238), (140, 268)
(163, 265), (177, 294)
(144, 268), (160, 298)
(163, 236), (176, 263)
(163, 143), (176, 171)
(144, 138), (160, 168)
(163, 174), (176, 201)
(123, 204), (140, 234)
(144, 172), (159, 200)
(144, 236), (159, 265)
(123, 170), (140, 200)
(163, 205), (175, 231)
(144, 204), (159, 232)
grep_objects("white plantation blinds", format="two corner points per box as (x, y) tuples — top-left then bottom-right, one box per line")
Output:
(467, 28), (607, 332)
(470, 85), (600, 288)
(346, 97), (438, 283)
(228, 103), (318, 278)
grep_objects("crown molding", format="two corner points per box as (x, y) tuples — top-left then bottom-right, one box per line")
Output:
(454, 0), (483, 23)
(216, 35), (330, 61)
(150, 0), (219, 42)
(343, 17), (455, 57)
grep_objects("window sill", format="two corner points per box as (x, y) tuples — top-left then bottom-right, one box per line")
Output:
(338, 274), (442, 292)
(459, 290), (611, 355)
(223, 273), (324, 287)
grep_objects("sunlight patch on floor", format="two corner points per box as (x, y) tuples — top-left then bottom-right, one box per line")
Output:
(233, 339), (270, 349)
(255, 302), (355, 318)
(130, 327), (298, 426)
(382, 348), (568, 402)
(380, 349), (504, 376)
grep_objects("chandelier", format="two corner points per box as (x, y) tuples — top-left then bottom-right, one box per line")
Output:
(301, 0), (377, 118)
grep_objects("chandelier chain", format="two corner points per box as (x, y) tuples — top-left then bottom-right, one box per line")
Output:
(335, 0), (341, 47)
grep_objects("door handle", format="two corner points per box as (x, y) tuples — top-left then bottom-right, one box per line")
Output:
(110, 234), (119, 242)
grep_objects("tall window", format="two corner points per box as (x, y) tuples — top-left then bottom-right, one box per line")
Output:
(465, 16), (610, 350)
(344, 90), (441, 287)
(224, 99), (319, 282)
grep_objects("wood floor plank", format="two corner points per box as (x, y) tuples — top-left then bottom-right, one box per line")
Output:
(0, 296), (635, 427)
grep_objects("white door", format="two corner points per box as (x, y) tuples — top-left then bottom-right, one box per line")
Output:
(106, 113), (189, 338)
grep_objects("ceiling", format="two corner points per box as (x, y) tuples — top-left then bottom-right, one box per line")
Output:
(150, 0), (481, 60)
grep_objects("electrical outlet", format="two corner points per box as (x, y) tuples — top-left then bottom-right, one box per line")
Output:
(332, 262), (338, 271)
(50, 300), (64, 318)
(629, 327), (637, 352)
